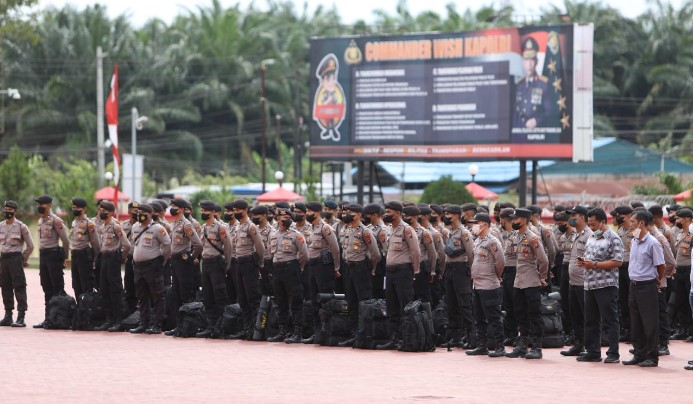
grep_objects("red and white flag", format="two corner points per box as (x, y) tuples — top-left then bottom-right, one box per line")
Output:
(105, 64), (120, 205)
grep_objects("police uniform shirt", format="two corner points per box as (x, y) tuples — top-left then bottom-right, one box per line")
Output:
(226, 221), (238, 259)
(512, 229), (549, 289)
(650, 228), (676, 288)
(131, 222), (172, 263)
(558, 228), (574, 264)
(490, 225), (504, 246)
(156, 219), (173, 235)
(568, 227), (593, 286)
(170, 218), (203, 257)
(368, 223), (389, 258)
(234, 220), (265, 259)
(658, 224), (676, 256)
(413, 225), (437, 269)
(269, 228), (308, 268)
(70, 216), (100, 255)
(675, 227), (692, 267)
(325, 217), (339, 230)
(385, 222), (421, 273)
(434, 223), (450, 242)
(201, 221), (233, 260)
(342, 224), (380, 266)
(426, 224), (447, 275)
(337, 223), (353, 255)
(291, 222), (313, 240)
(617, 225), (635, 263)
(259, 224), (274, 260)
(471, 234), (505, 290)
(190, 216), (203, 237)
(99, 220), (132, 260)
(503, 230), (522, 268)
(308, 221), (340, 272)
(38, 213), (70, 256)
(0, 219), (34, 262)
(447, 224), (474, 264)
(538, 224), (558, 268)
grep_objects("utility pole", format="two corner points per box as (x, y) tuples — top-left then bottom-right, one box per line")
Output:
(260, 63), (267, 193)
(96, 46), (106, 188)
(275, 114), (282, 173)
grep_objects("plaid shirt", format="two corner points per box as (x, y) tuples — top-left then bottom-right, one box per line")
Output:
(583, 227), (624, 290)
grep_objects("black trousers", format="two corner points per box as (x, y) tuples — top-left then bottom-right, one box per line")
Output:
(473, 287), (504, 347)
(618, 262), (631, 332)
(94, 253), (101, 291)
(513, 286), (543, 345)
(235, 259), (261, 326)
(301, 260), (312, 301)
(502, 266), (518, 338)
(272, 261), (303, 328)
(413, 261), (432, 303)
(226, 259), (238, 305)
(345, 260), (373, 327)
(385, 264), (414, 335)
(673, 266), (692, 334)
(71, 249), (95, 300)
(202, 256), (228, 328)
(629, 281), (659, 362)
(134, 256), (166, 327)
(0, 254), (27, 312)
(372, 257), (386, 300)
(658, 286), (670, 345)
(308, 259), (335, 329)
(100, 252), (124, 322)
(260, 259), (274, 296)
(39, 248), (65, 310)
(124, 256), (137, 314)
(163, 259), (172, 287)
(559, 263), (573, 335)
(584, 286), (620, 358)
(444, 262), (473, 334)
(569, 284), (585, 344)
(171, 254), (198, 311)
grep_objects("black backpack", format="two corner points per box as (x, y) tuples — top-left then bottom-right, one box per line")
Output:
(432, 300), (449, 346)
(316, 298), (352, 346)
(72, 290), (106, 331)
(212, 304), (244, 339)
(540, 294), (564, 348)
(253, 295), (277, 341)
(45, 292), (77, 330)
(120, 310), (141, 331)
(354, 299), (389, 349)
(174, 302), (206, 338)
(399, 300), (436, 352)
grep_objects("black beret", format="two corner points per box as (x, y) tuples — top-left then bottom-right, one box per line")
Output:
(150, 201), (164, 212)
(276, 207), (293, 217)
(363, 203), (382, 215)
(429, 204), (443, 215)
(71, 198), (87, 208)
(417, 204), (432, 215)
(614, 205), (634, 216)
(171, 198), (187, 208)
(527, 205), (542, 215)
(223, 201), (235, 211)
(35, 195), (53, 204)
(402, 206), (420, 216)
(233, 199), (249, 210)
(676, 208), (693, 218)
(511, 208), (532, 219)
(275, 201), (291, 210)
(305, 202), (323, 212)
(500, 208), (515, 218)
(554, 204), (566, 213)
(138, 203), (153, 213)
(461, 203), (478, 212)
(566, 206), (588, 216)
(631, 201), (645, 209)
(500, 202), (516, 209)
(648, 205), (663, 217)
(337, 200), (350, 208)
(293, 202), (307, 212)
(477, 206), (489, 213)
(468, 213), (491, 224)
(199, 200), (216, 211)
(100, 201), (116, 212)
(214, 204), (222, 212)
(251, 205), (269, 215)
(324, 200), (337, 209)
(384, 201), (403, 212)
(128, 201), (139, 209)
(344, 203), (363, 213)
(554, 212), (570, 221)
(4, 200), (18, 210)
(666, 204), (681, 213)
(402, 201), (415, 207)
(185, 200), (193, 210)
(444, 205), (462, 214)
(493, 202), (501, 212)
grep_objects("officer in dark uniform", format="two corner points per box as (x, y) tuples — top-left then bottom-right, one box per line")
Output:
(69, 198), (100, 301)
(513, 37), (552, 129)
(168, 198), (203, 320)
(0, 201), (34, 327)
(121, 202), (140, 315)
(33, 195), (70, 328)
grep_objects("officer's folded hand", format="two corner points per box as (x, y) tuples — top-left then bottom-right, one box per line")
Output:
(258, 271), (262, 280)
(429, 273), (435, 283)
(63, 260), (68, 268)
(540, 279), (548, 287)
(371, 268), (376, 277)
(334, 270), (341, 279)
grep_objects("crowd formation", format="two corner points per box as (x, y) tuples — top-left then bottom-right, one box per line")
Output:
(0, 195), (691, 368)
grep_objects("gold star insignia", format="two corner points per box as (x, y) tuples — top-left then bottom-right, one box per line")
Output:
(557, 95), (566, 110)
(553, 78), (562, 93)
(560, 113), (570, 129)
(547, 60), (557, 74)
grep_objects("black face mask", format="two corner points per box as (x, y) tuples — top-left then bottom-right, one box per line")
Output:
(429, 215), (437, 224)
(383, 215), (394, 223)
(152, 214), (159, 221)
(322, 212), (333, 220)
(222, 213), (232, 222)
(183, 212), (191, 219)
(306, 214), (316, 223)
(281, 219), (293, 228)
(131, 213), (138, 221)
(676, 222), (683, 229)
(72, 209), (82, 217)
(403, 217), (414, 226)
(615, 216), (625, 225)
(4, 212), (14, 219)
(295, 215), (305, 222)
(361, 216), (371, 225)
(494, 215), (501, 223)
(558, 224), (568, 233)
(344, 214), (355, 223)
(251, 217), (261, 225)
(99, 212), (108, 220)
(267, 216), (274, 223)
(201, 213), (210, 221)
(511, 222), (522, 230)
(233, 212), (243, 221)
(37, 206), (46, 214)
(138, 213), (148, 223)
(668, 216), (676, 224)
(338, 212), (346, 223)
(442, 216), (452, 225)
(170, 208), (179, 216)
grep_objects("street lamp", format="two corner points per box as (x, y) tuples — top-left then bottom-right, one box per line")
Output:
(468, 164), (479, 183)
(132, 107), (147, 201)
(0, 88), (20, 100)
(275, 170), (284, 188)
(104, 171), (114, 186)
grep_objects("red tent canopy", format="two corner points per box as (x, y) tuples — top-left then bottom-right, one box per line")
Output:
(256, 187), (303, 203)
(674, 189), (692, 201)
(94, 186), (130, 201)
(465, 182), (498, 201)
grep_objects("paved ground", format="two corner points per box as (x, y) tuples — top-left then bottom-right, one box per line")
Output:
(0, 270), (691, 403)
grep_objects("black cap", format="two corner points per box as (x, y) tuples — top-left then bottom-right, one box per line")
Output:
(402, 206), (420, 216)
(128, 201), (139, 209)
(100, 201), (116, 212)
(554, 204), (566, 212)
(676, 208), (693, 218)
(614, 205), (633, 216)
(223, 201), (235, 211)
(338, 200), (350, 208)
(510, 208), (532, 219)
(500, 208), (515, 218)
(384, 201), (403, 212)
(477, 206), (490, 213)
(4, 200), (18, 210)
(199, 200), (216, 211)
(275, 201), (291, 210)
(527, 205), (542, 215)
(461, 203), (478, 212)
(276, 207), (293, 217)
(363, 203), (382, 215)
(185, 200), (193, 210)
(71, 198), (87, 208)
(233, 199), (249, 210)
(35, 195), (53, 204)
(468, 213), (491, 224)
(417, 204), (432, 215)
(430, 204), (443, 215)
(306, 202), (323, 213)
(554, 212), (570, 221)
(138, 203), (153, 213)
(324, 200), (337, 209)
(293, 202), (307, 212)
(251, 205), (269, 215)
(345, 203), (363, 213)
(667, 204), (681, 213)
(444, 205), (462, 214)
(567, 206), (589, 215)
(171, 198), (188, 208)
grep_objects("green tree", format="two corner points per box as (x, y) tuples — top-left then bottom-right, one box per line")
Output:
(0, 146), (32, 210)
(419, 175), (476, 205)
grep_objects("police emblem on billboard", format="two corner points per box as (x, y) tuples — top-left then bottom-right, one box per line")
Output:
(344, 40), (362, 65)
(312, 53), (346, 142)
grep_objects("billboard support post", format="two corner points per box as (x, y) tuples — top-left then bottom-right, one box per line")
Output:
(519, 160), (527, 208)
(357, 161), (365, 204)
(531, 160), (538, 205)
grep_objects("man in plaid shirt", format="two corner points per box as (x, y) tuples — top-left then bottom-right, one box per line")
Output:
(577, 208), (624, 363)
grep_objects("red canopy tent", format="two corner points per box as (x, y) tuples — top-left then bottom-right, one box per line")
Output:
(674, 189), (692, 201)
(465, 182), (498, 201)
(94, 186), (130, 201)
(256, 187), (304, 203)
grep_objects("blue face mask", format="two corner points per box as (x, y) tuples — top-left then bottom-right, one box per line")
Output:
(594, 229), (603, 238)
(568, 218), (577, 227)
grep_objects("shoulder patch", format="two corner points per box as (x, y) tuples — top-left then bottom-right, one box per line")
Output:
(491, 242), (498, 252)
(115, 226), (123, 237)
(424, 232), (432, 243)
(378, 231), (386, 244)
(363, 231), (372, 245)
(297, 234), (305, 244)
(159, 228), (166, 236)
(531, 238), (540, 249)
(405, 227), (413, 238)
(87, 222), (95, 233)
(184, 223), (194, 236)
(54, 219), (63, 230)
(249, 225), (257, 235)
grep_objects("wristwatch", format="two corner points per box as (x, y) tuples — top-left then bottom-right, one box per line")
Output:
(593, 261), (598, 270)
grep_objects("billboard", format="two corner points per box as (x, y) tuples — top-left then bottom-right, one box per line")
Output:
(309, 24), (594, 162)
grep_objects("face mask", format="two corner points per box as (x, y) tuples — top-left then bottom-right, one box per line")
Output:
(632, 228), (641, 239)
(494, 215), (501, 223)
(442, 216), (452, 225)
(676, 222), (683, 229)
(338, 212), (346, 222)
(403, 217), (413, 226)
(594, 229), (603, 238)
(281, 219), (293, 228)
(251, 217), (261, 225)
(511, 222), (521, 230)
(99, 212), (108, 220)
(201, 213), (210, 221)
(37, 206), (46, 214)
(222, 213), (232, 222)
(668, 216), (676, 224)
(295, 215), (305, 222)
(568, 218), (577, 227)
(306, 214), (316, 223)
(615, 216), (625, 225)
(152, 214), (159, 221)
(429, 215), (437, 224)
(183, 211), (191, 219)
(170, 208), (179, 216)
(344, 214), (355, 223)
(383, 215), (394, 224)
(234, 212), (244, 221)
(138, 213), (147, 223)
(72, 209), (82, 217)
(267, 216), (274, 223)
(557, 224), (568, 233)
(471, 224), (481, 236)
(4, 212), (14, 219)
(131, 213), (138, 221)
(361, 216), (371, 225)
(322, 212), (333, 220)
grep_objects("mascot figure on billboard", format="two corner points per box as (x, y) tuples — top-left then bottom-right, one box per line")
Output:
(313, 53), (346, 142)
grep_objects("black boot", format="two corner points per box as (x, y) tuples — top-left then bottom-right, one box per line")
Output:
(11, 311), (26, 327)
(145, 325), (162, 334)
(164, 328), (178, 336)
(94, 321), (113, 331)
(107, 323), (123, 332)
(376, 334), (399, 350)
(33, 320), (47, 329)
(525, 338), (543, 359)
(228, 330), (245, 339)
(446, 329), (464, 348)
(301, 333), (316, 344)
(268, 326), (288, 342)
(284, 326), (303, 343)
(129, 324), (148, 334)
(561, 341), (584, 356)
(0, 310), (12, 326)
(337, 334), (356, 347)
(195, 328), (212, 338)
(488, 344), (507, 357)
(506, 336), (528, 358)
(465, 345), (489, 356)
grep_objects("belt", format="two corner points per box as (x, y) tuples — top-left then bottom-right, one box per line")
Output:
(134, 256), (163, 266)
(236, 255), (255, 263)
(40, 247), (63, 254)
(631, 279), (658, 286)
(307, 257), (323, 265)
(504, 266), (516, 271)
(386, 263), (412, 272)
(274, 259), (299, 269)
(71, 248), (92, 254)
(202, 255), (224, 263)
(172, 251), (191, 260)
(346, 259), (367, 268)
(0, 252), (21, 259)
(101, 250), (121, 256)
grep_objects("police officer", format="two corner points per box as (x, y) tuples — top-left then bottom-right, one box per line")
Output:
(151, 200), (173, 287)
(232, 199), (265, 339)
(293, 202), (313, 301)
(69, 198), (100, 301)
(429, 204), (450, 242)
(671, 208), (693, 341)
(612, 205), (635, 341)
(418, 204), (446, 305)
(95, 201), (131, 331)
(555, 211), (575, 343)
(528, 205), (558, 282)
(513, 37), (551, 129)
(0, 201), (34, 327)
(322, 200), (339, 229)
(222, 201), (238, 304)
(403, 205), (436, 303)
(505, 208), (548, 359)
(128, 203), (172, 334)
(465, 213), (506, 357)
(338, 203), (380, 347)
(253, 205), (274, 297)
(498, 207), (520, 344)
(169, 198), (203, 319)
(193, 200), (233, 338)
(461, 203), (478, 228)
(363, 203), (388, 299)
(121, 201), (140, 315)
(376, 201), (420, 350)
(91, 202), (105, 289)
(33, 195), (70, 329)
(442, 204), (475, 348)
(646, 217), (677, 356)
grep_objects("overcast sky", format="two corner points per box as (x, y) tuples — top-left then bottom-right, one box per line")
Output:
(39, 0), (684, 27)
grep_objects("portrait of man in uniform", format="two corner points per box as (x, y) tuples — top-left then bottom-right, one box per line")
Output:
(513, 37), (552, 130)
(312, 53), (346, 142)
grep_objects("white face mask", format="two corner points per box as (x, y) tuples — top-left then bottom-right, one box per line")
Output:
(632, 228), (641, 239)
(472, 224), (481, 236)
